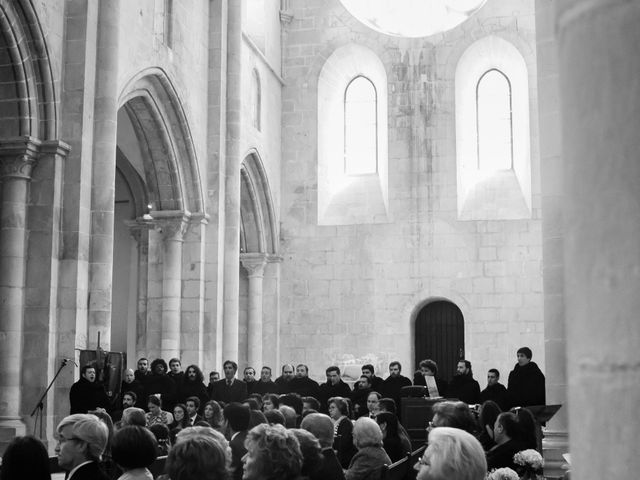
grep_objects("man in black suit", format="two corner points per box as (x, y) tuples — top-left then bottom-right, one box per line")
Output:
(318, 366), (351, 413)
(480, 368), (509, 411)
(69, 365), (110, 414)
(211, 360), (248, 405)
(290, 364), (321, 398)
(55, 413), (110, 480)
(253, 366), (277, 395)
(224, 402), (251, 480)
(300, 413), (346, 480)
(185, 396), (204, 425)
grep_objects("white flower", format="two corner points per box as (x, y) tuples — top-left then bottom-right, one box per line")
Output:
(486, 467), (519, 480)
(513, 449), (544, 470)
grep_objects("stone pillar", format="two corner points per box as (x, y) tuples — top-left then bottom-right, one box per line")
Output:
(154, 212), (189, 359)
(241, 253), (268, 369)
(557, 1), (640, 478)
(126, 220), (151, 364)
(222, 0), (243, 361)
(87, 0), (120, 349)
(0, 136), (40, 446)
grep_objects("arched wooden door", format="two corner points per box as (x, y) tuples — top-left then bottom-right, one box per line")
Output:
(415, 301), (464, 383)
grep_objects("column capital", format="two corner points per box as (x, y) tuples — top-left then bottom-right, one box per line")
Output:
(151, 210), (190, 242)
(0, 136), (41, 180)
(125, 219), (152, 245)
(240, 252), (268, 277)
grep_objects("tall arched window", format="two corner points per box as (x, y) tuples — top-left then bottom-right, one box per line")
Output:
(251, 69), (261, 131)
(344, 76), (377, 175)
(476, 69), (512, 171)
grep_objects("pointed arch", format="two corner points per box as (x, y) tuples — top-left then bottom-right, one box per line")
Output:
(0, 0), (57, 139)
(240, 150), (277, 254)
(118, 67), (205, 216)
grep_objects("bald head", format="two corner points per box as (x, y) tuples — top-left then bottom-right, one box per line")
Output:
(124, 368), (135, 383)
(300, 413), (334, 449)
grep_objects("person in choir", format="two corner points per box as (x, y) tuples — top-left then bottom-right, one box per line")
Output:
(413, 359), (448, 396)
(211, 360), (248, 405)
(318, 366), (352, 412)
(507, 347), (546, 408)
(479, 368), (509, 411)
(120, 368), (145, 409)
(69, 364), (110, 415)
(176, 364), (209, 406)
(290, 364), (321, 398)
(350, 375), (372, 418)
(354, 364), (384, 392)
(447, 360), (481, 405)
(55, 414), (110, 480)
(244, 366), (258, 394)
(206, 370), (220, 398)
(134, 358), (150, 383)
(168, 358), (184, 385)
(253, 366), (277, 395)
(274, 363), (296, 394)
(416, 427), (486, 480)
(143, 359), (177, 412)
(300, 413), (346, 480)
(379, 361), (412, 415)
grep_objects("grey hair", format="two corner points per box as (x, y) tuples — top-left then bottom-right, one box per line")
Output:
(423, 427), (486, 480)
(353, 417), (383, 449)
(57, 414), (109, 461)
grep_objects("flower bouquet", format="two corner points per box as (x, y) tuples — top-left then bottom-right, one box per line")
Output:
(513, 449), (544, 480)
(486, 467), (519, 480)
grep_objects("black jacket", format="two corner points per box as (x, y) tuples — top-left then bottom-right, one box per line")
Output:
(413, 372), (448, 397)
(120, 379), (145, 409)
(211, 378), (248, 405)
(144, 373), (177, 410)
(507, 362), (546, 408)
(252, 380), (277, 395)
(68, 461), (110, 480)
(480, 382), (510, 411)
(447, 374), (481, 405)
(69, 377), (110, 414)
(310, 448), (346, 480)
(290, 376), (321, 398)
(318, 381), (352, 413)
(379, 375), (412, 409)
(176, 379), (209, 407)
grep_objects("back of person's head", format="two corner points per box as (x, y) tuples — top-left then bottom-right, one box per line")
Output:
(512, 407), (537, 449)
(249, 393), (263, 406)
(496, 412), (519, 439)
(149, 423), (170, 444)
(224, 402), (251, 432)
(248, 409), (268, 429)
(378, 398), (397, 414)
(432, 401), (477, 433)
(302, 396), (320, 411)
(0, 435), (50, 480)
(245, 423), (303, 480)
(57, 414), (109, 462)
(111, 425), (158, 470)
(175, 425), (228, 446)
(279, 405), (298, 428)
(167, 431), (230, 480)
(353, 417), (383, 449)
(478, 401), (502, 429)
(289, 429), (323, 477)
(422, 427), (486, 480)
(264, 409), (286, 426)
(244, 398), (260, 410)
(375, 411), (399, 438)
(517, 347), (533, 359)
(122, 407), (147, 427)
(279, 393), (303, 415)
(300, 413), (334, 449)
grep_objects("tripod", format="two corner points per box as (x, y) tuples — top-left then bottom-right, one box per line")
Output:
(30, 358), (73, 438)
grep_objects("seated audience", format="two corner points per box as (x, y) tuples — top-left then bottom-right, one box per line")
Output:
(243, 423), (303, 480)
(145, 395), (173, 427)
(203, 400), (225, 433)
(55, 413), (110, 480)
(476, 400), (501, 451)
(262, 393), (279, 412)
(328, 396), (357, 469)
(224, 402), (252, 480)
(170, 403), (190, 430)
(300, 413), (346, 480)
(279, 393), (304, 417)
(0, 435), (51, 480)
(111, 425), (158, 480)
(279, 405), (298, 428)
(377, 398), (412, 454)
(121, 407), (147, 427)
(290, 429), (325, 479)
(366, 392), (381, 418)
(357, 364), (384, 392)
(375, 412), (408, 462)
(415, 427), (486, 480)
(512, 406), (540, 451)
(248, 393), (264, 409)
(185, 397), (204, 426)
(350, 375), (372, 418)
(148, 423), (171, 456)
(486, 412), (527, 471)
(302, 396), (321, 413)
(166, 426), (230, 480)
(345, 417), (390, 480)
(430, 400), (477, 434)
(264, 408), (286, 426)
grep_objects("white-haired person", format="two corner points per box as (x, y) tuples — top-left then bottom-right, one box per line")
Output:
(344, 417), (391, 480)
(414, 427), (486, 480)
(55, 413), (110, 480)
(166, 426), (231, 480)
(242, 423), (303, 480)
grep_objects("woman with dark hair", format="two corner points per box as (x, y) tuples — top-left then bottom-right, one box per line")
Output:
(290, 429), (324, 479)
(476, 400), (502, 451)
(111, 425), (158, 480)
(413, 359), (448, 396)
(144, 359), (177, 411)
(176, 364), (209, 406)
(145, 395), (174, 427)
(169, 403), (189, 430)
(262, 393), (279, 412)
(148, 423), (171, 456)
(328, 396), (357, 468)
(243, 423), (303, 480)
(0, 435), (51, 480)
(203, 399), (225, 433)
(512, 406), (539, 451)
(375, 412), (407, 462)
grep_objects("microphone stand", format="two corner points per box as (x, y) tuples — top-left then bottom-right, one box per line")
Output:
(30, 358), (73, 438)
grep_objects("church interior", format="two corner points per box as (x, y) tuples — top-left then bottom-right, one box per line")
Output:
(0, 0), (637, 478)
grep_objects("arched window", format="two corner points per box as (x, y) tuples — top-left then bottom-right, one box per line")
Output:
(251, 69), (261, 131)
(344, 76), (377, 175)
(476, 69), (512, 171)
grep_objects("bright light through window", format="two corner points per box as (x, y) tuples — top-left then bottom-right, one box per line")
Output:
(477, 69), (512, 171)
(344, 76), (377, 175)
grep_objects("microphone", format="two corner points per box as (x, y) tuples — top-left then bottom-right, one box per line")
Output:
(62, 358), (77, 366)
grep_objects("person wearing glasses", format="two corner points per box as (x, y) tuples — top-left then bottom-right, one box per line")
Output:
(55, 413), (110, 480)
(415, 427), (486, 480)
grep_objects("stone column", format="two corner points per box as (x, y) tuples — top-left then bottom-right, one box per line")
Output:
(241, 253), (268, 369)
(0, 136), (40, 445)
(154, 212), (189, 359)
(126, 220), (151, 363)
(222, 0), (243, 361)
(87, 0), (120, 349)
(557, 1), (640, 478)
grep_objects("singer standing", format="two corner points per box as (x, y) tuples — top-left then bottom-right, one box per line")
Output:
(69, 364), (110, 414)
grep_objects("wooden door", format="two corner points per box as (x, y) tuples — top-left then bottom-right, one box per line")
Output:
(414, 301), (464, 383)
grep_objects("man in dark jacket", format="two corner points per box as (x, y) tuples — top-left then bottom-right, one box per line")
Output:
(211, 360), (248, 405)
(56, 414), (110, 480)
(253, 366), (277, 395)
(120, 368), (145, 409)
(447, 360), (481, 405)
(177, 364), (209, 406)
(318, 366), (351, 413)
(353, 364), (384, 393)
(69, 365), (110, 414)
(486, 412), (527, 471)
(290, 364), (321, 398)
(507, 347), (546, 407)
(144, 358), (177, 411)
(379, 361), (412, 412)
(350, 375), (372, 418)
(301, 413), (346, 480)
(224, 403), (251, 480)
(480, 368), (509, 410)
(274, 363), (296, 394)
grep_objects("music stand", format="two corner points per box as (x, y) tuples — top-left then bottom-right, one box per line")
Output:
(522, 404), (562, 424)
(30, 358), (73, 438)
